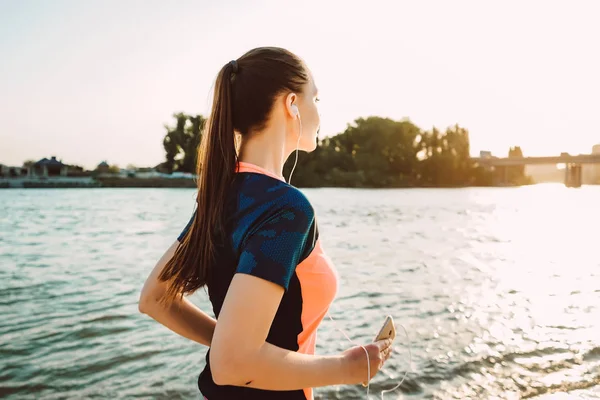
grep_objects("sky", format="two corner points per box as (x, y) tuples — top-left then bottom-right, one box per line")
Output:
(1, 0), (599, 170)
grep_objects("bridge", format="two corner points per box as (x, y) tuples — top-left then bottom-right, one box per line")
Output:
(470, 153), (600, 187)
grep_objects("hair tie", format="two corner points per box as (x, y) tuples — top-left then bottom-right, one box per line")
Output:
(229, 60), (238, 74)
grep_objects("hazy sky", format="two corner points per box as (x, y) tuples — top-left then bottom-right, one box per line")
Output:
(1, 0), (599, 170)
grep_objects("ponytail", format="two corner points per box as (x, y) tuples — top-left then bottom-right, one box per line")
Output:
(158, 61), (238, 305)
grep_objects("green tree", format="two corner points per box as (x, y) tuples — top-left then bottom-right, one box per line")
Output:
(163, 113), (206, 173)
(23, 159), (36, 168)
(163, 112), (503, 188)
(180, 115), (204, 173)
(505, 146), (532, 185)
(416, 124), (474, 186)
(163, 113), (186, 173)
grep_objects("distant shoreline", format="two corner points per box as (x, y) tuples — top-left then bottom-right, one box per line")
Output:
(0, 176), (548, 189)
(0, 177), (197, 189)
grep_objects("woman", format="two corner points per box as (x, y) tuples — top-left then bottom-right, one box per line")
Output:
(138, 47), (393, 399)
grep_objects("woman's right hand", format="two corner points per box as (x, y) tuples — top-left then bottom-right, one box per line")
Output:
(341, 339), (393, 385)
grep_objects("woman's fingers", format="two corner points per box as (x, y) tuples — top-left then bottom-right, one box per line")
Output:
(376, 338), (393, 350)
(380, 342), (393, 362)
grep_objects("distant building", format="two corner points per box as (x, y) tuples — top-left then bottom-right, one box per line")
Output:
(1, 158), (97, 188)
(96, 161), (110, 174)
(31, 156), (68, 177)
(0, 164), (28, 178)
(479, 150), (492, 159)
(135, 167), (163, 179)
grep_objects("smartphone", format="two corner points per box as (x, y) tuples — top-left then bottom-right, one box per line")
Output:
(373, 315), (396, 342)
(361, 315), (396, 387)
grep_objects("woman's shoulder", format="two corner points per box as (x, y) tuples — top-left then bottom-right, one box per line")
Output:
(236, 174), (314, 218)
(278, 185), (313, 213)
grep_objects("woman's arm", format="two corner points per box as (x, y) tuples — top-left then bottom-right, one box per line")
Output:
(138, 240), (215, 346)
(209, 273), (390, 390)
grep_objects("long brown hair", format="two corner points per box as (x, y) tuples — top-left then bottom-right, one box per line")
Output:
(158, 47), (309, 305)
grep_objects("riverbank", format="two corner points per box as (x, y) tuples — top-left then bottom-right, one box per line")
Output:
(0, 177), (588, 189)
(96, 177), (196, 188)
(0, 177), (196, 189)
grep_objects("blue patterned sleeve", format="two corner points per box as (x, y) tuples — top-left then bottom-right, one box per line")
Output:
(236, 202), (314, 290)
(177, 210), (196, 242)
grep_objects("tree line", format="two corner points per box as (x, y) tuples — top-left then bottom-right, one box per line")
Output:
(162, 113), (531, 187)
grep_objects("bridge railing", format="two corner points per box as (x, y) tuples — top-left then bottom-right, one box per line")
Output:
(471, 154), (600, 166)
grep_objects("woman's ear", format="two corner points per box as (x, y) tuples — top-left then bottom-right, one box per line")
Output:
(285, 92), (298, 119)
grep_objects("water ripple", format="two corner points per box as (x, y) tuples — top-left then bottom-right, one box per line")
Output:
(1, 187), (599, 399)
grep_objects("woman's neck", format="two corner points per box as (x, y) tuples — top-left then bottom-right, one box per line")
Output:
(237, 128), (290, 180)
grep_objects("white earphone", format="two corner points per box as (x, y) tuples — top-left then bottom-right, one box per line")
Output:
(291, 104), (299, 117)
(287, 103), (302, 184)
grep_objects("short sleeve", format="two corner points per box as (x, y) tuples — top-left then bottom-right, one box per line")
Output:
(177, 210), (196, 242)
(236, 203), (314, 290)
